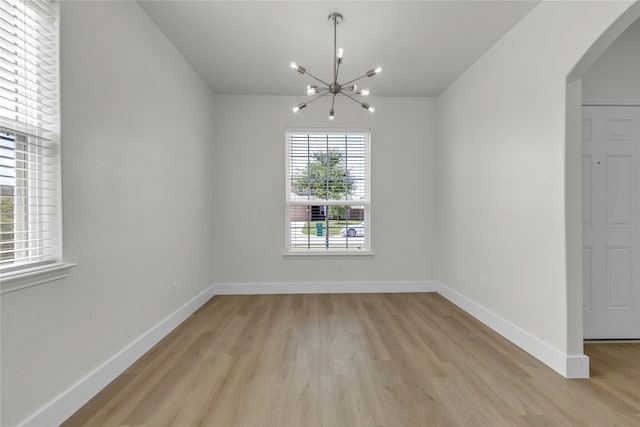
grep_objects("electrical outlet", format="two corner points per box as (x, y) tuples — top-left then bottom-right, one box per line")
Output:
(336, 261), (344, 271)
(171, 281), (178, 296)
(480, 278), (487, 291)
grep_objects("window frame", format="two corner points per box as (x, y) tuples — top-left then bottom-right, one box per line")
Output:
(0, 0), (75, 294)
(284, 128), (373, 256)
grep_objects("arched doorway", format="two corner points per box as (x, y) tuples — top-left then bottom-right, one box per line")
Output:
(565, 1), (640, 365)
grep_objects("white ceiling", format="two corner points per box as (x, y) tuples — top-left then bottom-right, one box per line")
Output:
(139, 1), (539, 97)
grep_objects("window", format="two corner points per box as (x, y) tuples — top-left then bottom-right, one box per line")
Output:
(0, 0), (68, 292)
(286, 130), (371, 254)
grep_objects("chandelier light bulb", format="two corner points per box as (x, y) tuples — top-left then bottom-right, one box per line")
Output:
(337, 48), (344, 59)
(293, 102), (307, 113)
(307, 85), (318, 96)
(291, 62), (306, 74)
(368, 106), (375, 113)
(329, 109), (335, 120)
(375, 66), (382, 74)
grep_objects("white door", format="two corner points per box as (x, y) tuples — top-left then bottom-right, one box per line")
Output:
(582, 105), (640, 339)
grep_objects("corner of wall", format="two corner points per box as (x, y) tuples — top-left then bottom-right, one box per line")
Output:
(438, 281), (589, 378)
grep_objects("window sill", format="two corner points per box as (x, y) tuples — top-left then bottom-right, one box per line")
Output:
(0, 262), (78, 295)
(284, 250), (374, 257)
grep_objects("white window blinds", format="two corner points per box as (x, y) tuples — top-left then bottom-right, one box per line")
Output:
(0, 0), (59, 270)
(286, 130), (371, 254)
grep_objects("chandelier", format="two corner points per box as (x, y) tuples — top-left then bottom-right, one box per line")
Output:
(290, 13), (381, 120)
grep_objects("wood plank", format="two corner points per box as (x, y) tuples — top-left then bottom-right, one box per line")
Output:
(61, 293), (640, 427)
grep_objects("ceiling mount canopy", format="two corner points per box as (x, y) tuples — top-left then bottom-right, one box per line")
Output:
(290, 12), (381, 120)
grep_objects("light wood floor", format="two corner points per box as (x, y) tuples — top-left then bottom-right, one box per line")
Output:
(62, 293), (640, 426)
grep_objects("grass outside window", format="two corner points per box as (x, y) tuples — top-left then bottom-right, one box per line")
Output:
(300, 220), (361, 235)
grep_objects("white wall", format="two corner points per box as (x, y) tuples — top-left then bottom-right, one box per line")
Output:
(583, 18), (640, 101)
(212, 95), (438, 285)
(436, 0), (636, 362)
(0, 2), (216, 426)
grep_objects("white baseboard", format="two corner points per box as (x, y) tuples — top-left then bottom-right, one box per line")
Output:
(565, 354), (590, 379)
(582, 98), (640, 106)
(19, 284), (216, 427)
(213, 280), (439, 295)
(20, 279), (591, 426)
(437, 281), (589, 379)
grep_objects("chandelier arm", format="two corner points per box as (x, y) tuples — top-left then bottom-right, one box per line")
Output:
(333, 15), (338, 84)
(331, 94), (336, 111)
(341, 73), (369, 87)
(304, 70), (331, 87)
(340, 91), (365, 105)
(304, 90), (331, 106)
